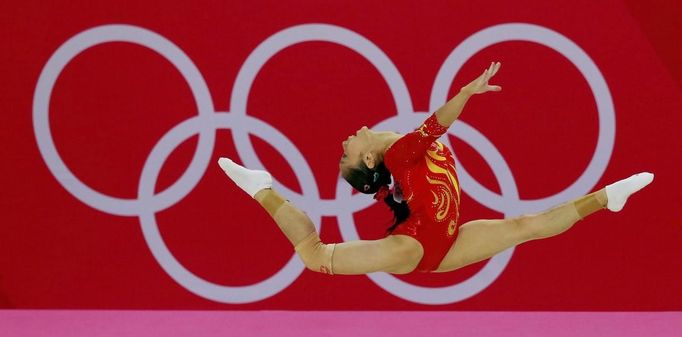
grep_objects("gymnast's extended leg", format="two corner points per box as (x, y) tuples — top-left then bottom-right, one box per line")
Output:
(218, 158), (422, 275)
(435, 173), (654, 272)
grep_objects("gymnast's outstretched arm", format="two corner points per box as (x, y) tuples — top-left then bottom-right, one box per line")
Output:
(434, 61), (501, 127)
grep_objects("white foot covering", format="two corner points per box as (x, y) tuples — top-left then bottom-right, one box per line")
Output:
(605, 172), (654, 212)
(217, 157), (272, 198)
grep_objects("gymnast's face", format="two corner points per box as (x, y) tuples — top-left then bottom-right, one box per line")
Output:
(339, 126), (374, 174)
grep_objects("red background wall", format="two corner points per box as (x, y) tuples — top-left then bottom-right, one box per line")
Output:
(1, 0), (680, 310)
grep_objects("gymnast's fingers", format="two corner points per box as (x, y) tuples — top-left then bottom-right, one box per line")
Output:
(491, 62), (501, 76)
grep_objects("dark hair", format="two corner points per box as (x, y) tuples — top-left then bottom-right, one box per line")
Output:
(342, 161), (410, 233)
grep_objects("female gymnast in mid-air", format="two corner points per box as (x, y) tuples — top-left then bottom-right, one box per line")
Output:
(218, 62), (653, 275)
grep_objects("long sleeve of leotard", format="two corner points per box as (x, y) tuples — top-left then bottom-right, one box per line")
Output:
(384, 113), (449, 169)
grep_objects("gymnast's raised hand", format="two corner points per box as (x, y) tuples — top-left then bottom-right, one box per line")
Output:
(461, 61), (502, 95)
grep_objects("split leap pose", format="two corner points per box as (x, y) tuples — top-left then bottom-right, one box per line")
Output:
(218, 62), (653, 275)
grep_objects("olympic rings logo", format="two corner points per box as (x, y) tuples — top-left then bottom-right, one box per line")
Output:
(33, 23), (614, 305)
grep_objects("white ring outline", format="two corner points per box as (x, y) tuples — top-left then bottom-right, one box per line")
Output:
(432, 23), (615, 214)
(33, 24), (215, 216)
(229, 24), (412, 214)
(336, 113), (520, 304)
(139, 113), (318, 303)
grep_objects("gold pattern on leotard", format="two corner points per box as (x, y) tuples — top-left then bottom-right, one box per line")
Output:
(426, 142), (460, 196)
(447, 220), (457, 235)
(427, 178), (451, 221)
(425, 141), (460, 223)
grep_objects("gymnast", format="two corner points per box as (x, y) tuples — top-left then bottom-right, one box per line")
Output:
(218, 62), (653, 275)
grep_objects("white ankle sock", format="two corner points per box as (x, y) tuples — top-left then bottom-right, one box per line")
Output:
(605, 172), (654, 212)
(218, 157), (272, 198)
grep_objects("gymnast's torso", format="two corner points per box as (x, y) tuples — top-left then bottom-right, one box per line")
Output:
(384, 114), (461, 272)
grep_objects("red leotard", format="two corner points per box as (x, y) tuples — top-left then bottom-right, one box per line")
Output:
(384, 113), (461, 273)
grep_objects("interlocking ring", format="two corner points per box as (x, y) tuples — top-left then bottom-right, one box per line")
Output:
(33, 23), (614, 304)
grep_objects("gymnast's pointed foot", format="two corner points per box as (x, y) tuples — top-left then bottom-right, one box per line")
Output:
(218, 157), (272, 198)
(605, 172), (654, 212)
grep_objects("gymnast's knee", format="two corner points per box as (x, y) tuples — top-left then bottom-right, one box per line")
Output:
(294, 232), (336, 275)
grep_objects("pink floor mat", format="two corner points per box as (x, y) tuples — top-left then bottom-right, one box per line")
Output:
(2, 310), (680, 337)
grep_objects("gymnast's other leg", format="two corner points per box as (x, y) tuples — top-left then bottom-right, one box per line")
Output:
(436, 173), (654, 272)
(218, 158), (422, 275)
(217, 158), (333, 272)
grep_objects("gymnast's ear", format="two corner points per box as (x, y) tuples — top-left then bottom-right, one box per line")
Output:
(363, 152), (376, 169)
